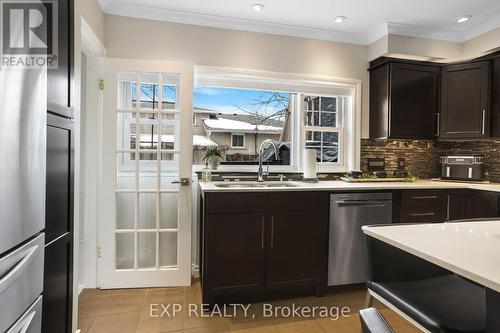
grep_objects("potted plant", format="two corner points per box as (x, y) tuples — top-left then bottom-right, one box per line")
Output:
(202, 146), (225, 170)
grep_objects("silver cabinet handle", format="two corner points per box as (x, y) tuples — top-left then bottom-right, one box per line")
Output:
(412, 196), (437, 200)
(171, 178), (190, 186)
(482, 109), (486, 135)
(0, 244), (39, 294)
(436, 113), (440, 137)
(270, 217), (275, 249)
(261, 217), (265, 249)
(410, 212), (436, 217)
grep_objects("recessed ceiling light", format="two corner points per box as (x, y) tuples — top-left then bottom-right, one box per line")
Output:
(456, 15), (472, 23)
(333, 16), (347, 23)
(252, 3), (265, 12)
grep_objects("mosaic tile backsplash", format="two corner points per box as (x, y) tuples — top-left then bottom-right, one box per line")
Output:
(361, 139), (500, 182)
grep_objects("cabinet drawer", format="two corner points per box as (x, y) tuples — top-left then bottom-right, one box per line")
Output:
(401, 191), (447, 207)
(0, 234), (44, 333)
(400, 206), (446, 223)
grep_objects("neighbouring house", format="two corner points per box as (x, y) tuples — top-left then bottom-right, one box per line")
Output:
(201, 114), (288, 164)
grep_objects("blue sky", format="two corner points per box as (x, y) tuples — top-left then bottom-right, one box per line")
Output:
(194, 86), (291, 116)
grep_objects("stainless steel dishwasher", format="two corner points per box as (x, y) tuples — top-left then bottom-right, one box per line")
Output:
(328, 193), (392, 286)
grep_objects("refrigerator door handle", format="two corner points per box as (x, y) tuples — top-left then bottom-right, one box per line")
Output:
(8, 310), (36, 333)
(0, 244), (39, 294)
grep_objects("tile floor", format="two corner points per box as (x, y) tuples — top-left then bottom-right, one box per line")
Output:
(78, 282), (420, 333)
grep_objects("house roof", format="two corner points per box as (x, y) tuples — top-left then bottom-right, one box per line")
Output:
(137, 134), (217, 147)
(203, 118), (282, 134)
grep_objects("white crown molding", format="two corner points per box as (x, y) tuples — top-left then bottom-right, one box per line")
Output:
(81, 18), (107, 57)
(101, 1), (500, 46)
(103, 2), (370, 45)
(387, 22), (464, 43)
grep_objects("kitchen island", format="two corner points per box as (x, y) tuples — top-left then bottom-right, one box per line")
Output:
(363, 221), (500, 332)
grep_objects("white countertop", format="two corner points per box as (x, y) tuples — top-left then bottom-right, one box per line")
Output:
(199, 179), (500, 193)
(363, 221), (500, 293)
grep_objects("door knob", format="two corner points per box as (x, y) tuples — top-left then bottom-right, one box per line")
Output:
(171, 178), (190, 186)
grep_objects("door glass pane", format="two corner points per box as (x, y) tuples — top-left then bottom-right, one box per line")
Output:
(160, 120), (176, 151)
(137, 73), (160, 111)
(160, 193), (178, 229)
(159, 232), (178, 268)
(139, 193), (156, 229)
(118, 72), (138, 110)
(139, 154), (157, 189)
(138, 120), (158, 151)
(162, 73), (179, 110)
(116, 152), (135, 190)
(138, 232), (156, 268)
(116, 193), (135, 229)
(116, 233), (134, 269)
(117, 112), (136, 150)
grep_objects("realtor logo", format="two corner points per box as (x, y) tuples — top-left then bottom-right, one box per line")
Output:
(1, 0), (58, 68)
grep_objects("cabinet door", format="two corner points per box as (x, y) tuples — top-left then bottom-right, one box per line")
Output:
(440, 61), (490, 138)
(492, 58), (500, 137)
(266, 210), (328, 291)
(390, 63), (440, 139)
(46, 114), (74, 244)
(42, 233), (73, 333)
(47, 0), (74, 118)
(448, 191), (467, 221)
(204, 213), (266, 297)
(466, 191), (499, 219)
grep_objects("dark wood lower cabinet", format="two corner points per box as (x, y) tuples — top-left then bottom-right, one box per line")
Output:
(42, 233), (73, 333)
(266, 210), (327, 293)
(394, 189), (499, 223)
(205, 213), (266, 297)
(449, 190), (499, 220)
(201, 192), (329, 305)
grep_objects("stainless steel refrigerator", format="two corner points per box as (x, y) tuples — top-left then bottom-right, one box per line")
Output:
(0, 67), (46, 331)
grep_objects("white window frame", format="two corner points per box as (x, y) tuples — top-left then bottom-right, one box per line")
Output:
(230, 133), (246, 149)
(194, 67), (361, 173)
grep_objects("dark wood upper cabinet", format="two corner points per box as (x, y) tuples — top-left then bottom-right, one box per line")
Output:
(440, 61), (491, 139)
(369, 61), (440, 139)
(492, 58), (500, 137)
(47, 0), (74, 118)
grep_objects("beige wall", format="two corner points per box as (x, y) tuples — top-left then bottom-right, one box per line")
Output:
(81, 0), (105, 44)
(104, 15), (371, 137)
(463, 27), (500, 59)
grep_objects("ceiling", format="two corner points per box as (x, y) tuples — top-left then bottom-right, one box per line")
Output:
(98, 0), (500, 45)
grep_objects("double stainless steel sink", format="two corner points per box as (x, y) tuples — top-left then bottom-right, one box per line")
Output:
(214, 182), (299, 188)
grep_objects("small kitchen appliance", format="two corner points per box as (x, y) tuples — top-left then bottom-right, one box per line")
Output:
(440, 155), (484, 181)
(367, 157), (387, 178)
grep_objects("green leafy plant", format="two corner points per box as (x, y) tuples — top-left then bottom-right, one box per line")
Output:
(202, 146), (226, 162)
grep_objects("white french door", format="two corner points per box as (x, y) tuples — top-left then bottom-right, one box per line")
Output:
(99, 58), (193, 288)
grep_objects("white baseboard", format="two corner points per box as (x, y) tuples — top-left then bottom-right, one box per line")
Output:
(192, 264), (200, 279)
(78, 284), (85, 295)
